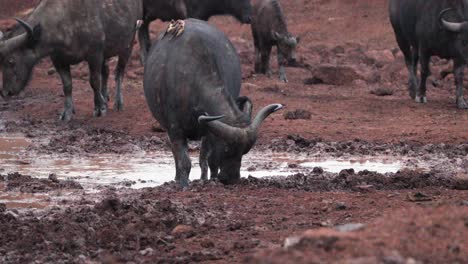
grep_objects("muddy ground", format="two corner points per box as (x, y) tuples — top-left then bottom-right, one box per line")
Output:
(0, 0), (467, 263)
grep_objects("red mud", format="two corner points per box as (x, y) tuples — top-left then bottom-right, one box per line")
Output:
(0, 0), (467, 263)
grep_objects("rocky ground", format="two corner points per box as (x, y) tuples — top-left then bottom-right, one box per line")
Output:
(0, 0), (467, 263)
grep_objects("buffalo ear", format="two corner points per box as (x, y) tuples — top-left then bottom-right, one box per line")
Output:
(27, 24), (42, 48)
(236, 96), (253, 118)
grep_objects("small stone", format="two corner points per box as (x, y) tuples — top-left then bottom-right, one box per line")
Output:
(353, 184), (374, 192)
(139, 247), (154, 256)
(312, 167), (324, 174)
(335, 202), (347, 210)
(48, 173), (59, 183)
(334, 223), (366, 232)
(406, 192), (432, 202)
(47, 68), (56, 75)
(201, 240), (215, 248)
(283, 236), (301, 248)
(171, 225), (195, 238)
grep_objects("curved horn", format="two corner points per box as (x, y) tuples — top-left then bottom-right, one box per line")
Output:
(14, 18), (34, 37)
(440, 8), (463, 33)
(0, 19), (38, 55)
(250, 104), (283, 135)
(198, 115), (225, 123)
(200, 104), (283, 145)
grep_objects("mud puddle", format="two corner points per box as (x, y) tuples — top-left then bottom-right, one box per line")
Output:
(0, 135), (427, 190)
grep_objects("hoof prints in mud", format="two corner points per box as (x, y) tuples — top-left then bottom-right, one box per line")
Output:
(270, 135), (468, 158)
(1, 173), (83, 193)
(241, 169), (468, 191)
(0, 197), (222, 263)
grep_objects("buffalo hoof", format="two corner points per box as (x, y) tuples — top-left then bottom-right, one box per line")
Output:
(219, 176), (240, 185)
(114, 100), (124, 112)
(279, 75), (288, 83)
(178, 178), (189, 187)
(415, 96), (427, 104)
(60, 108), (74, 122)
(457, 97), (468, 109)
(408, 84), (416, 99)
(93, 105), (107, 117)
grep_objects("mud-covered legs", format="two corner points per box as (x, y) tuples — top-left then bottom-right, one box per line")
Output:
(114, 52), (131, 111)
(138, 21), (151, 65)
(200, 138), (209, 181)
(169, 133), (191, 187)
(52, 60), (74, 122)
(415, 49), (429, 104)
(453, 59), (468, 109)
(88, 55), (108, 117)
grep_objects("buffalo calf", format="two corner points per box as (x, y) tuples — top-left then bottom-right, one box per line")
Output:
(251, 0), (299, 82)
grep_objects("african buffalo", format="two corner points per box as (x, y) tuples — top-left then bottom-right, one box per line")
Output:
(144, 19), (282, 187)
(389, 0), (468, 109)
(0, 0), (143, 121)
(138, 0), (252, 64)
(251, 0), (299, 82)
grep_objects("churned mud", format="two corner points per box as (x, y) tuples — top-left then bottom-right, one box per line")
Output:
(0, 0), (467, 263)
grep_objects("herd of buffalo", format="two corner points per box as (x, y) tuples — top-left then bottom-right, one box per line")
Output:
(0, 0), (467, 186)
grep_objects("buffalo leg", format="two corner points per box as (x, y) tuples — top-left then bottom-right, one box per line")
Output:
(453, 59), (468, 109)
(416, 49), (429, 104)
(253, 31), (262, 73)
(169, 134), (191, 187)
(277, 53), (288, 83)
(409, 48), (419, 99)
(254, 46), (262, 73)
(114, 52), (131, 111)
(395, 34), (418, 99)
(101, 61), (110, 102)
(260, 46), (272, 76)
(138, 21), (151, 65)
(208, 155), (219, 180)
(88, 55), (108, 117)
(53, 61), (74, 122)
(199, 137), (209, 181)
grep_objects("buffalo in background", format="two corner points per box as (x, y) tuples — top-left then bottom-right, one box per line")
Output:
(390, 0), (468, 109)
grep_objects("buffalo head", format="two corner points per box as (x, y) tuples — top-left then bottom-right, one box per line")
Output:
(0, 19), (41, 98)
(272, 32), (300, 65)
(199, 101), (282, 184)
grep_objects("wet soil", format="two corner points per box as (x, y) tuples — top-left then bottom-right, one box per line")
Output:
(0, 0), (467, 263)
(0, 172), (82, 193)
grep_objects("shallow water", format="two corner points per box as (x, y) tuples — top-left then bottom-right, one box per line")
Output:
(0, 135), (414, 189)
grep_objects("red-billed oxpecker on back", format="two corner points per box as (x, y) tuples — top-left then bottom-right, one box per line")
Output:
(138, 0), (252, 64)
(143, 19), (283, 187)
(389, 0), (468, 109)
(139, 0), (187, 64)
(0, 0), (144, 121)
(251, 0), (300, 83)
